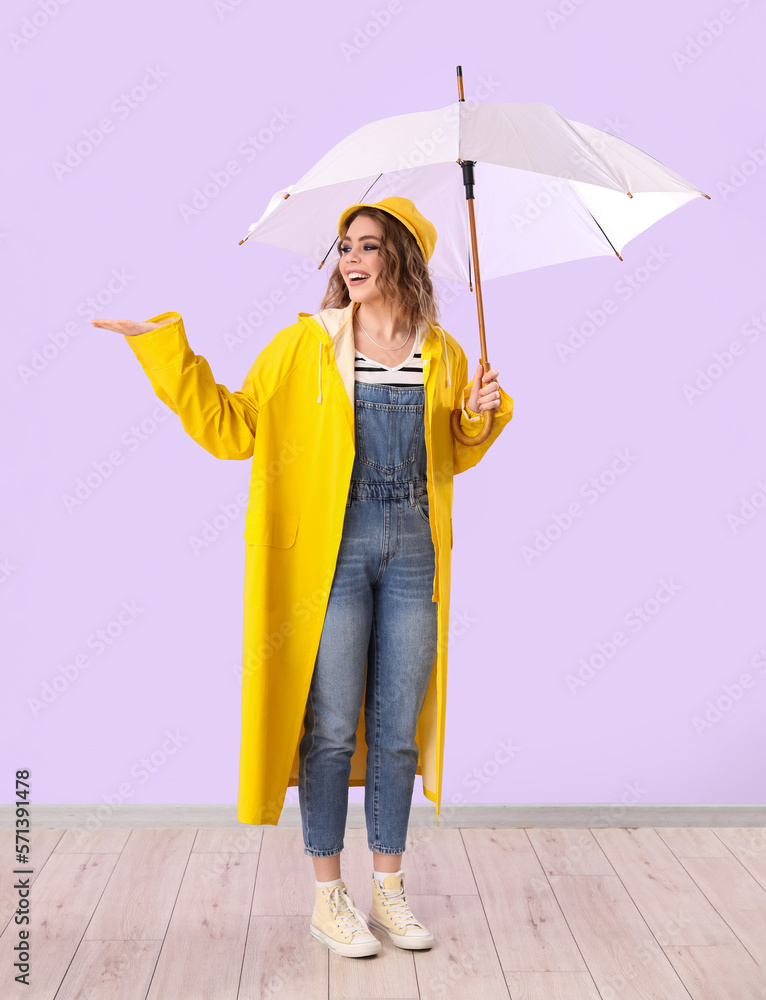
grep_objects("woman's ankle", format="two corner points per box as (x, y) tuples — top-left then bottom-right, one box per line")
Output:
(311, 851), (342, 882)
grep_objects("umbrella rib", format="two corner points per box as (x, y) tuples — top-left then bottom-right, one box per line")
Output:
(577, 197), (624, 260)
(319, 174), (385, 268)
(546, 105), (627, 192)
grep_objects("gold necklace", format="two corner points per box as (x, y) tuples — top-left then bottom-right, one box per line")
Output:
(355, 312), (413, 351)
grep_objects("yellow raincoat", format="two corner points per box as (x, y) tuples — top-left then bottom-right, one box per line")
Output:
(125, 300), (513, 826)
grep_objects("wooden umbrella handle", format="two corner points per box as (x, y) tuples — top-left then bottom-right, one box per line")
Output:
(450, 358), (495, 445)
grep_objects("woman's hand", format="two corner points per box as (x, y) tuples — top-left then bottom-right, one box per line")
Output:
(90, 317), (174, 337)
(466, 363), (502, 413)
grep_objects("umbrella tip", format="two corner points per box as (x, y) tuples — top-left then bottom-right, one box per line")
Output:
(238, 238), (245, 245)
(703, 192), (711, 199)
(626, 191), (633, 198)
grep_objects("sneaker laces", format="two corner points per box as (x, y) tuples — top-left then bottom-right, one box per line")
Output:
(326, 883), (372, 940)
(376, 878), (425, 931)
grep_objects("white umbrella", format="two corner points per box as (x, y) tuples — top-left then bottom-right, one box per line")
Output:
(239, 67), (709, 442)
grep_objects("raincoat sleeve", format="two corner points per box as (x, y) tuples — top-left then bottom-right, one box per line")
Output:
(123, 311), (259, 460)
(452, 340), (514, 476)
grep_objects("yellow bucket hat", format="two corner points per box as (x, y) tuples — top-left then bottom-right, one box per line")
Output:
(337, 196), (437, 263)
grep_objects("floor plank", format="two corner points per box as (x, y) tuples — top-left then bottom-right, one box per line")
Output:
(504, 970), (602, 999)
(55, 940), (162, 1000)
(656, 827), (736, 859)
(665, 942), (766, 1000)
(712, 827), (766, 892)
(193, 826), (264, 853)
(676, 856), (766, 966)
(84, 828), (196, 940)
(461, 828), (590, 973)
(547, 874), (692, 999)
(412, 893), (512, 1000)
(527, 828), (615, 876)
(240, 915), (328, 999)
(146, 852), (257, 1000)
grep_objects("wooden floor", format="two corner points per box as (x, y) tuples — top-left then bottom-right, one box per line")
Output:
(3, 825), (766, 999)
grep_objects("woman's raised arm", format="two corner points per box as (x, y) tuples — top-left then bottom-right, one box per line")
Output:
(93, 312), (259, 460)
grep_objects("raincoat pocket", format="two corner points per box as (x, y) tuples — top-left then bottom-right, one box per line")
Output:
(244, 507), (300, 547)
(243, 508), (300, 610)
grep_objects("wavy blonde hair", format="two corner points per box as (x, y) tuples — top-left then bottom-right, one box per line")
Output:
(318, 207), (439, 331)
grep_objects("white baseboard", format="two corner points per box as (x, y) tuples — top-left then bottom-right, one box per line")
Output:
(2, 803), (766, 829)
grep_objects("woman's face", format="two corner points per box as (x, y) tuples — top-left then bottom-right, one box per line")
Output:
(338, 214), (384, 305)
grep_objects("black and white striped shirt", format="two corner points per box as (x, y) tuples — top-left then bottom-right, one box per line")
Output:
(354, 326), (425, 387)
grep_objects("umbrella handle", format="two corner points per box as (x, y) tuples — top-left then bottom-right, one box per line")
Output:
(449, 358), (495, 445)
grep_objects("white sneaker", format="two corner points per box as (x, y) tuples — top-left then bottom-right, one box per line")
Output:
(310, 880), (381, 958)
(367, 872), (434, 949)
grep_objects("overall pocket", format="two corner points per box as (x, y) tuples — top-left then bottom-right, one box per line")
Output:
(356, 399), (424, 473)
(414, 492), (430, 525)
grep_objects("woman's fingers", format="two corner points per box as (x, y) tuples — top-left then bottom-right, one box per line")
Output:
(91, 318), (164, 337)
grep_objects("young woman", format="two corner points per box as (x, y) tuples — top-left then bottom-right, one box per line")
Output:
(92, 197), (514, 959)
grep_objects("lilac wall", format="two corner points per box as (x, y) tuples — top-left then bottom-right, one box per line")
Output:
(3, 0), (764, 816)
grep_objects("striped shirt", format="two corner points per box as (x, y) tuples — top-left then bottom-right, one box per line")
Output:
(354, 326), (425, 387)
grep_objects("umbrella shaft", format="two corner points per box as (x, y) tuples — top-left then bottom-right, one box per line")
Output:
(458, 158), (489, 368)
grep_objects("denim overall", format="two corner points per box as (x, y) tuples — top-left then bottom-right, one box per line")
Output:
(298, 379), (438, 857)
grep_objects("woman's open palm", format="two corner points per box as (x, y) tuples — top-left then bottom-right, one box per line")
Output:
(91, 317), (174, 337)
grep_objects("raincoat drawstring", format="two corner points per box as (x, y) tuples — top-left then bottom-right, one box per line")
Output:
(316, 319), (451, 406)
(437, 325), (451, 386)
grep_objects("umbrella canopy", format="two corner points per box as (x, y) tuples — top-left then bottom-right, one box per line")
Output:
(239, 100), (709, 283)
